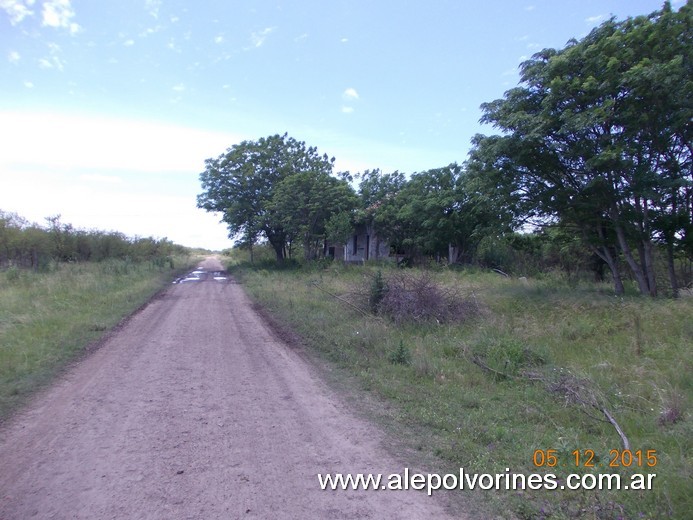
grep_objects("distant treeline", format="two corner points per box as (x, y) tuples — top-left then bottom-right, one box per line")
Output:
(0, 210), (191, 270)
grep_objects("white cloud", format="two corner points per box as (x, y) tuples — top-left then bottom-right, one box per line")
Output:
(525, 5), (536, 11)
(0, 0), (34, 25)
(38, 42), (64, 71)
(42, 0), (80, 34)
(172, 83), (185, 92)
(123, 39), (135, 47)
(340, 37), (348, 43)
(0, 111), (247, 174)
(341, 106), (354, 114)
(23, 80), (34, 88)
(250, 27), (275, 48)
(342, 87), (359, 100)
(0, 111), (247, 249)
(586, 14), (607, 24)
(0, 169), (233, 249)
(145, 0), (161, 19)
(140, 25), (162, 37)
(167, 37), (181, 52)
(8, 50), (21, 64)
(214, 35), (224, 44)
(80, 174), (122, 184)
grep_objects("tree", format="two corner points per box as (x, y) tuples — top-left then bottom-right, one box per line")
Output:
(468, 2), (691, 296)
(197, 133), (336, 261)
(270, 170), (357, 260)
(390, 165), (463, 261)
(355, 169), (407, 253)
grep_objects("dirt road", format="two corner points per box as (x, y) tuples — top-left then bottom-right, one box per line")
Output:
(0, 258), (454, 519)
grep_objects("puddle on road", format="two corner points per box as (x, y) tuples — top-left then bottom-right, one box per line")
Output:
(173, 270), (230, 284)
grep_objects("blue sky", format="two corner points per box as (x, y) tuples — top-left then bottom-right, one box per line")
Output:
(0, 0), (680, 250)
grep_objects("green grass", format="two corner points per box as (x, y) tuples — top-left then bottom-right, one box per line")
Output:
(231, 260), (692, 519)
(0, 257), (197, 419)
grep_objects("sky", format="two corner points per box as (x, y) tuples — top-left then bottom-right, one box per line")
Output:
(0, 0), (682, 250)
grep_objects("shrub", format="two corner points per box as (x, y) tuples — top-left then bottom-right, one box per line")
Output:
(475, 235), (516, 272)
(377, 271), (478, 324)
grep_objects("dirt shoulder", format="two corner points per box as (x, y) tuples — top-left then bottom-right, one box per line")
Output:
(0, 257), (455, 519)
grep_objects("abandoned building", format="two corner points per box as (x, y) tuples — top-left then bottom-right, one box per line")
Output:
(326, 223), (391, 263)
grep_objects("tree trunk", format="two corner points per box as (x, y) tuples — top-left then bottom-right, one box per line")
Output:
(303, 237), (313, 261)
(666, 239), (679, 298)
(614, 221), (650, 295)
(265, 229), (286, 262)
(642, 239), (657, 297)
(595, 224), (625, 295)
(270, 240), (285, 262)
(594, 245), (625, 295)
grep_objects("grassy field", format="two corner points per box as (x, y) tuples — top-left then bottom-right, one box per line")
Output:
(231, 258), (692, 519)
(0, 257), (197, 419)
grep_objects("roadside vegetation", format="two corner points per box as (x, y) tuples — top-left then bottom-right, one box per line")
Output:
(229, 248), (691, 519)
(0, 210), (199, 419)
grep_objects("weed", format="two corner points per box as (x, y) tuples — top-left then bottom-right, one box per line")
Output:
(658, 390), (685, 426)
(369, 270), (387, 314)
(389, 340), (411, 365)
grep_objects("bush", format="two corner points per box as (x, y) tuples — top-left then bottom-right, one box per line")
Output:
(376, 271), (478, 324)
(475, 235), (516, 272)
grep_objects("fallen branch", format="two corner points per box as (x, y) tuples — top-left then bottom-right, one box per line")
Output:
(465, 346), (631, 450)
(310, 281), (377, 319)
(602, 407), (631, 451)
(468, 354), (513, 380)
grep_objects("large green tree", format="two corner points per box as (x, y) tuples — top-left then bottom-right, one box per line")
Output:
(386, 165), (464, 261)
(355, 169), (407, 251)
(270, 170), (357, 260)
(468, 1), (691, 296)
(358, 165), (510, 263)
(197, 134), (336, 261)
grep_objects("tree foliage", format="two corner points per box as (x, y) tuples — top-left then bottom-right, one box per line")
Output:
(357, 165), (510, 263)
(197, 133), (352, 261)
(270, 170), (357, 260)
(467, 1), (692, 295)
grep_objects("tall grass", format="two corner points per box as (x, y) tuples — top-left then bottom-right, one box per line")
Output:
(233, 262), (692, 519)
(0, 257), (196, 419)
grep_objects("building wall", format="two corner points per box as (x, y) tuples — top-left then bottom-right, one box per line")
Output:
(342, 223), (391, 263)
